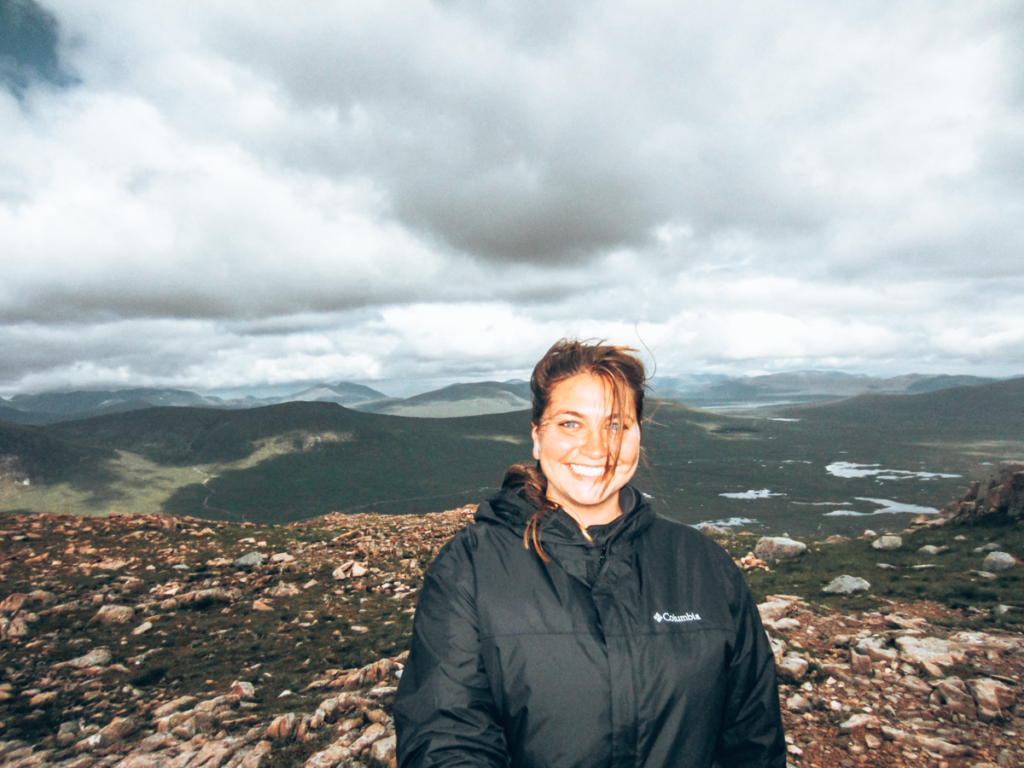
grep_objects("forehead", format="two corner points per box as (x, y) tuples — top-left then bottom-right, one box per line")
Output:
(543, 373), (632, 416)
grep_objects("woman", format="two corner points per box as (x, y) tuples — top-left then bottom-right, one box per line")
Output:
(394, 340), (785, 768)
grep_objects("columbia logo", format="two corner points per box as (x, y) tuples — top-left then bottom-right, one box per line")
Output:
(653, 611), (701, 623)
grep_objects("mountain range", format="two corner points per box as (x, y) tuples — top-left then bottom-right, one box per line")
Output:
(0, 371), (1008, 425)
(2, 375), (1022, 533)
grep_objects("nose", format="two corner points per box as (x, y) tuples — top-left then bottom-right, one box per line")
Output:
(579, 426), (607, 458)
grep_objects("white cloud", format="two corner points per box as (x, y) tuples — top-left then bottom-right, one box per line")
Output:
(0, 0), (1022, 394)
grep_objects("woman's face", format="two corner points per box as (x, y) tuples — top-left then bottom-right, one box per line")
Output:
(531, 373), (641, 525)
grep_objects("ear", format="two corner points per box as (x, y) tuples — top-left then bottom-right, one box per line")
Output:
(531, 423), (540, 460)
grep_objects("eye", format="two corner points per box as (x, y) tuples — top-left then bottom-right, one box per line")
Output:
(559, 419), (580, 428)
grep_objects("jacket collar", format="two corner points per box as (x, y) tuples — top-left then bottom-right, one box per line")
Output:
(476, 483), (654, 549)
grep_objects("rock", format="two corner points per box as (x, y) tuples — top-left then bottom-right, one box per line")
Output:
(786, 694), (812, 712)
(29, 690), (58, 706)
(823, 535), (848, 544)
(233, 552), (264, 569)
(982, 552), (1017, 572)
(368, 734), (397, 767)
(266, 713), (298, 741)
(918, 545), (947, 555)
(58, 647), (113, 669)
(754, 537), (807, 562)
(896, 636), (967, 677)
(857, 635), (898, 663)
(349, 722), (387, 754)
(76, 717), (139, 752)
(230, 681), (256, 699)
(930, 677), (978, 720)
(151, 696), (197, 718)
(881, 726), (972, 756)
(872, 535), (903, 550)
(839, 713), (879, 732)
(303, 744), (353, 767)
(777, 653), (809, 682)
(266, 581), (301, 598)
(822, 575), (870, 595)
(93, 604), (135, 625)
(757, 598), (793, 622)
(967, 678), (1017, 721)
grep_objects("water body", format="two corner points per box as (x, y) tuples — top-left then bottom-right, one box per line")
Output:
(826, 461), (961, 480)
(695, 517), (760, 529)
(719, 489), (786, 499)
(823, 497), (941, 517)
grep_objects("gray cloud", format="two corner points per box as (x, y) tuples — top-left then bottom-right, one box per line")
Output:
(0, 0), (1022, 394)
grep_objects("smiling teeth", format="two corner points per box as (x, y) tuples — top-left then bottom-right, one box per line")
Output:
(570, 464), (603, 477)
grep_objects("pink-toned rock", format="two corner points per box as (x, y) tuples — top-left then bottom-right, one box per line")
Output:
(881, 726), (972, 756)
(230, 681), (256, 699)
(58, 647), (113, 669)
(757, 600), (793, 622)
(93, 604), (135, 625)
(7, 616), (32, 637)
(235, 740), (273, 768)
(896, 635), (967, 677)
(76, 717), (139, 752)
(303, 744), (353, 768)
(856, 635), (898, 664)
(368, 734), (397, 768)
(777, 653), (809, 682)
(0, 593), (28, 614)
(113, 755), (165, 768)
(839, 713), (879, 732)
(132, 621), (153, 635)
(930, 677), (978, 720)
(349, 722), (387, 754)
(28, 690), (58, 706)
(151, 695), (197, 719)
(967, 677), (1017, 721)
(252, 600), (274, 611)
(189, 737), (241, 767)
(266, 581), (301, 598)
(266, 713), (298, 741)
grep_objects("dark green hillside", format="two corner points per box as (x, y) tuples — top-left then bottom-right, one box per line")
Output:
(0, 420), (116, 484)
(40, 403), (535, 523)
(777, 377), (1024, 439)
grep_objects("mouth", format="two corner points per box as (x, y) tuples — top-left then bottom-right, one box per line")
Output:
(569, 464), (605, 478)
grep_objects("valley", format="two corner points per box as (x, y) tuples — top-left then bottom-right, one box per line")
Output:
(0, 378), (1021, 536)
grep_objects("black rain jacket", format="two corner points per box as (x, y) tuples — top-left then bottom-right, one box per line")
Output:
(394, 485), (786, 768)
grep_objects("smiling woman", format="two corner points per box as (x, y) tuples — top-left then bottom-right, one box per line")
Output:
(394, 339), (786, 768)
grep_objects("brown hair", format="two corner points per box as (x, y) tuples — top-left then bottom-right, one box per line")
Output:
(502, 339), (647, 560)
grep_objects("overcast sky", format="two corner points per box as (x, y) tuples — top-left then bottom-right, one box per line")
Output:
(2, 0), (1023, 398)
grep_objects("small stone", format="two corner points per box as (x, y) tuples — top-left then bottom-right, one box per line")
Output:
(754, 537), (807, 562)
(93, 604), (135, 625)
(823, 575), (871, 595)
(872, 535), (903, 550)
(233, 552), (264, 569)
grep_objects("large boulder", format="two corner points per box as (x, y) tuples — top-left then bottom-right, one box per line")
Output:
(982, 551), (1017, 572)
(754, 537), (806, 562)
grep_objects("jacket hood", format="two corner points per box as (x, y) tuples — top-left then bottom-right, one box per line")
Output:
(475, 483), (655, 548)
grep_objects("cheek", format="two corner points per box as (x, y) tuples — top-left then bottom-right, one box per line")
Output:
(617, 434), (642, 470)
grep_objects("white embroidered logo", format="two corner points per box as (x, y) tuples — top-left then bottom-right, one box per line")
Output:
(653, 611), (701, 623)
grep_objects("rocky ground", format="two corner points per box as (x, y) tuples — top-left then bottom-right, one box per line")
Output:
(0, 495), (1023, 767)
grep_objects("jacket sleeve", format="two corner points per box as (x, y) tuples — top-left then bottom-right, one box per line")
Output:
(715, 570), (788, 768)
(394, 536), (510, 768)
